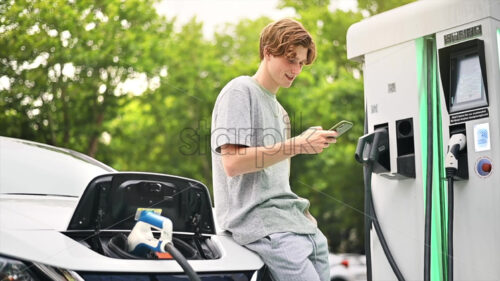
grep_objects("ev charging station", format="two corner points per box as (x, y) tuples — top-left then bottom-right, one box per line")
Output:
(347, 1), (500, 280)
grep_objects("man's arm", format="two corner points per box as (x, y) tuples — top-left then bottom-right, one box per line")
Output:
(221, 127), (338, 177)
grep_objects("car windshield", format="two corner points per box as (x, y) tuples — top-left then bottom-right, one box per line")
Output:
(0, 137), (115, 197)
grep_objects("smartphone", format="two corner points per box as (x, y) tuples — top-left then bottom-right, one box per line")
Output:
(329, 120), (353, 138)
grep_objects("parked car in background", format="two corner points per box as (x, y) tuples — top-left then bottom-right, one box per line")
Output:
(330, 253), (367, 281)
(0, 136), (263, 281)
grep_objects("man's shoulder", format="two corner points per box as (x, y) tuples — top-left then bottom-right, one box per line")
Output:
(218, 76), (257, 101)
(223, 76), (254, 91)
(231, 75), (252, 84)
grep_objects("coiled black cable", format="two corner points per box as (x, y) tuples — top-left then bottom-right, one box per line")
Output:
(105, 234), (202, 281)
(356, 128), (406, 281)
(165, 242), (201, 281)
(364, 165), (373, 281)
(423, 36), (435, 281)
(362, 108), (373, 281)
(446, 168), (456, 281)
(364, 166), (406, 281)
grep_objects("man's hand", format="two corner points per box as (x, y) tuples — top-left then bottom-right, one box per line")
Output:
(305, 209), (318, 226)
(291, 126), (338, 154)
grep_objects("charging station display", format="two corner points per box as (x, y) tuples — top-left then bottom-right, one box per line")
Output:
(450, 52), (487, 113)
(439, 39), (489, 117)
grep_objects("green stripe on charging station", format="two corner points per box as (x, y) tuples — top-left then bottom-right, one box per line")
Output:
(416, 36), (447, 281)
(497, 29), (500, 70)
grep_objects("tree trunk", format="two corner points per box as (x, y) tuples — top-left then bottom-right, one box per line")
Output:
(87, 112), (104, 157)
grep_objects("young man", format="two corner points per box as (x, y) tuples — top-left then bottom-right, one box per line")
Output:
(210, 19), (337, 281)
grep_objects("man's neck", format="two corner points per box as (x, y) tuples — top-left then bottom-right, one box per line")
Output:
(253, 63), (279, 94)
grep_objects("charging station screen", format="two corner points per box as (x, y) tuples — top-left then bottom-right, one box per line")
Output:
(450, 53), (487, 113)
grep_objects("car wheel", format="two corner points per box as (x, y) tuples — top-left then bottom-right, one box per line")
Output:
(331, 278), (347, 281)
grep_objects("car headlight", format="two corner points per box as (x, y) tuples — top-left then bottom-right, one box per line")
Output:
(33, 263), (83, 281)
(0, 256), (39, 281)
(0, 256), (83, 281)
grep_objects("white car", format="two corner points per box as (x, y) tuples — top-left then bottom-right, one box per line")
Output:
(330, 253), (367, 281)
(0, 136), (263, 281)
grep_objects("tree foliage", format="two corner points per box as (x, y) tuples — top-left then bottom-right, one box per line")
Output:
(0, 0), (172, 156)
(357, 0), (416, 15)
(1, 0), (415, 253)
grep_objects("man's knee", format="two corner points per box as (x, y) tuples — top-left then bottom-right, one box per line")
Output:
(246, 232), (323, 281)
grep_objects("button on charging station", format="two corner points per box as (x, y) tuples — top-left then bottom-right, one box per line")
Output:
(476, 157), (492, 177)
(482, 163), (491, 173)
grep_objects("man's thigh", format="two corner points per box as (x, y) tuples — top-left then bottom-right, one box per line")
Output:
(310, 229), (330, 281)
(245, 232), (322, 281)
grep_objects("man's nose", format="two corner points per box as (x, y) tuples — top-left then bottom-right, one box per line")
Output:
(291, 64), (302, 74)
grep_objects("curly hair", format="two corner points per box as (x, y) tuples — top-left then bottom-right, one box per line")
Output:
(259, 18), (316, 65)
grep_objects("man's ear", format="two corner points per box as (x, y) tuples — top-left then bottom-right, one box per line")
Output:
(264, 47), (272, 60)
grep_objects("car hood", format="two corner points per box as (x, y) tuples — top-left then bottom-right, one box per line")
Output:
(0, 195), (77, 230)
(0, 229), (262, 272)
(0, 194), (263, 272)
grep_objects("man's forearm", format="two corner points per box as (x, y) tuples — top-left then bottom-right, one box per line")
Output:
(221, 139), (298, 177)
(221, 127), (337, 177)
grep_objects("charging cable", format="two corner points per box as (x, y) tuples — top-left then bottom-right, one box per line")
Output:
(355, 128), (406, 281)
(127, 211), (201, 281)
(164, 242), (201, 281)
(445, 133), (466, 281)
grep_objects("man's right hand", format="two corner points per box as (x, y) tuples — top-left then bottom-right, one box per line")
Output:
(291, 126), (338, 154)
(220, 126), (338, 177)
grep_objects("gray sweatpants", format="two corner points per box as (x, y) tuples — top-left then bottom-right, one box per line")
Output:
(244, 229), (330, 281)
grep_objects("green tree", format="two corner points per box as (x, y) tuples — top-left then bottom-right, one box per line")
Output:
(357, 0), (416, 15)
(97, 17), (272, 185)
(97, 18), (216, 181)
(0, 0), (172, 156)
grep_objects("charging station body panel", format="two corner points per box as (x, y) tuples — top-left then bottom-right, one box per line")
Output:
(364, 40), (425, 281)
(348, 1), (500, 280)
(436, 17), (500, 280)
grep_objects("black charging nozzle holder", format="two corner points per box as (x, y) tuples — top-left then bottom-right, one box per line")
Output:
(355, 128), (390, 172)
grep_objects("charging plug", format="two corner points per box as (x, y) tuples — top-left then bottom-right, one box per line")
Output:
(445, 133), (466, 177)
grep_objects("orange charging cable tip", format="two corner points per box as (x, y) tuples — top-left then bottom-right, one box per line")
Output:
(156, 252), (173, 259)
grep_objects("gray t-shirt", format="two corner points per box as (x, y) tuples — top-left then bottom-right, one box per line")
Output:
(211, 75), (317, 245)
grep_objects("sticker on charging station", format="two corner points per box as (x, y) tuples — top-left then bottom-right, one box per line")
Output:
(474, 123), (491, 152)
(450, 108), (489, 124)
